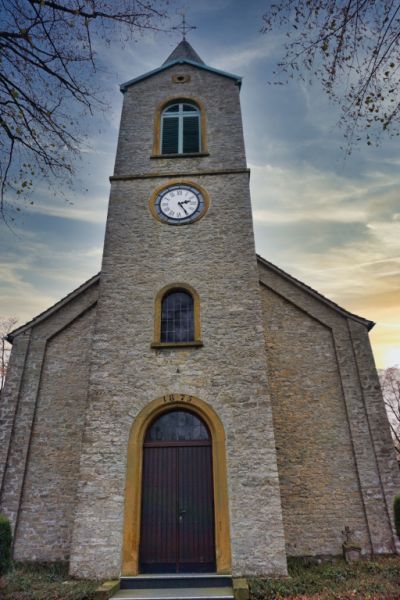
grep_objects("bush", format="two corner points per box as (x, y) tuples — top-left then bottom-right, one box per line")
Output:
(394, 494), (400, 538)
(0, 513), (12, 576)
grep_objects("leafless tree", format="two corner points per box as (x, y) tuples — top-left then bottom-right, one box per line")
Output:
(0, 317), (17, 391)
(262, 1), (400, 150)
(0, 0), (170, 220)
(379, 366), (400, 460)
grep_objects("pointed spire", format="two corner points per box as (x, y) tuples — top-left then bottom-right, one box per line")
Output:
(162, 39), (205, 66)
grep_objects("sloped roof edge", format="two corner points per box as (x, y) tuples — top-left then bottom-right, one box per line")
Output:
(6, 273), (101, 342)
(257, 254), (374, 331)
(120, 59), (242, 92)
(6, 255), (374, 343)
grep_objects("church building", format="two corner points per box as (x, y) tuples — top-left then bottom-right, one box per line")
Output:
(1, 39), (399, 589)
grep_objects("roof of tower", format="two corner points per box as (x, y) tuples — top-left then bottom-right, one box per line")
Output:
(162, 39), (205, 65)
(120, 41), (241, 92)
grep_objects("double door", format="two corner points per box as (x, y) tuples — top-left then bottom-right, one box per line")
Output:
(139, 440), (215, 573)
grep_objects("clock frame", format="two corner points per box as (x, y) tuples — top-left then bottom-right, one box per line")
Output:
(149, 180), (210, 225)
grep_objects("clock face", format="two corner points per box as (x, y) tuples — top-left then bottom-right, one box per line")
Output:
(153, 184), (206, 225)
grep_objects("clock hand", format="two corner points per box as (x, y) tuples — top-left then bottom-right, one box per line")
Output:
(178, 201), (188, 215)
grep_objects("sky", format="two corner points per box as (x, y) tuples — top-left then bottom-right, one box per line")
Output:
(1, 0), (399, 368)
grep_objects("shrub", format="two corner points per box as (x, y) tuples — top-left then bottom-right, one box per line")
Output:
(394, 494), (400, 538)
(0, 513), (12, 576)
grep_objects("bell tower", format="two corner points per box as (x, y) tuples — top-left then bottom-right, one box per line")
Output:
(69, 39), (288, 579)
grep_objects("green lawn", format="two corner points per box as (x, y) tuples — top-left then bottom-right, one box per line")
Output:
(0, 562), (99, 600)
(1, 557), (400, 600)
(249, 556), (400, 599)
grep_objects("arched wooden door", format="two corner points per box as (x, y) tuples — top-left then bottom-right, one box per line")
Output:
(139, 410), (216, 573)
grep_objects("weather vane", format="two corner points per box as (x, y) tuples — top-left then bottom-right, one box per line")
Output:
(172, 10), (196, 41)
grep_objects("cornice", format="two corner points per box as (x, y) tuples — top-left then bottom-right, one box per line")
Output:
(110, 168), (250, 181)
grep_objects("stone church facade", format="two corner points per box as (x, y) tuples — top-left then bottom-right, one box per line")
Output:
(1, 41), (399, 581)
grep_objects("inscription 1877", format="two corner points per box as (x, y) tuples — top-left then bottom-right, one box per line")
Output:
(163, 394), (193, 404)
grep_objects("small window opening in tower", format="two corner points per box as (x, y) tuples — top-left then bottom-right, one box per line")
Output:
(161, 102), (200, 154)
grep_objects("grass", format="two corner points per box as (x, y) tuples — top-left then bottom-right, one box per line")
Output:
(249, 556), (400, 599)
(0, 562), (99, 600)
(1, 557), (399, 600)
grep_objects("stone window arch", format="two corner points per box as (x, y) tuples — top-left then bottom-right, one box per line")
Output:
(152, 98), (208, 157)
(151, 283), (203, 348)
(161, 101), (200, 154)
(122, 394), (232, 576)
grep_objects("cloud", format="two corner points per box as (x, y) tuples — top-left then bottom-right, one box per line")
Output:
(1, 3), (399, 370)
(251, 157), (400, 368)
(0, 258), (60, 323)
(187, 0), (233, 12)
(20, 197), (108, 225)
(212, 37), (276, 71)
(250, 163), (368, 225)
(0, 223), (102, 324)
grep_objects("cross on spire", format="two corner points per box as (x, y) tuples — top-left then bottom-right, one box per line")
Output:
(172, 11), (196, 41)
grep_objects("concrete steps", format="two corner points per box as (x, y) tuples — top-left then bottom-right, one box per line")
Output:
(111, 588), (234, 600)
(110, 574), (234, 600)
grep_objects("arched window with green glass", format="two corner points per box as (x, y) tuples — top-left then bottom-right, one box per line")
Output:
(161, 102), (201, 155)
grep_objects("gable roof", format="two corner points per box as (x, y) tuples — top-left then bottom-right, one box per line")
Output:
(257, 255), (374, 331)
(6, 273), (100, 342)
(6, 256), (374, 343)
(120, 40), (242, 92)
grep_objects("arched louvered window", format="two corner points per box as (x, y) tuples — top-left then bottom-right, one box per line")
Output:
(161, 290), (194, 343)
(161, 102), (200, 155)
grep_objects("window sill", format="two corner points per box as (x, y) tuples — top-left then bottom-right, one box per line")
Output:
(150, 152), (209, 159)
(151, 341), (204, 349)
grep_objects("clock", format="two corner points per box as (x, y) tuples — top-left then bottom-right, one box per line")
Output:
(150, 183), (208, 225)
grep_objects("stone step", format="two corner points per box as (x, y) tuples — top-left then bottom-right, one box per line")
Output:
(110, 587), (234, 600)
(120, 575), (232, 590)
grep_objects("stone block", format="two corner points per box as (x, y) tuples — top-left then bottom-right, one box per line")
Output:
(233, 577), (249, 600)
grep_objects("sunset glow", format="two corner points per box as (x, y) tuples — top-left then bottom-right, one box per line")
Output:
(0, 0), (398, 369)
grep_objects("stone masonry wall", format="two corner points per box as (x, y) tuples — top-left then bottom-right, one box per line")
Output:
(0, 280), (98, 559)
(348, 320), (400, 553)
(114, 63), (246, 177)
(13, 307), (96, 561)
(259, 258), (400, 557)
(260, 284), (370, 556)
(69, 64), (288, 579)
(0, 332), (31, 490)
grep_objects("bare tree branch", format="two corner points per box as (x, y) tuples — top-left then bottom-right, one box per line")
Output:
(262, 0), (400, 151)
(0, 0), (170, 220)
(380, 366), (400, 461)
(0, 317), (18, 391)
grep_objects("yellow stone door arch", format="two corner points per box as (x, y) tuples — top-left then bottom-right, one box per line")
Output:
(122, 394), (231, 575)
